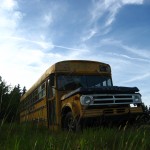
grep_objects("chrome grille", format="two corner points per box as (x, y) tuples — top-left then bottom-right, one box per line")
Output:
(92, 94), (133, 105)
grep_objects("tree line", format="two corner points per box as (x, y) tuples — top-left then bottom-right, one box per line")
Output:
(0, 76), (26, 123)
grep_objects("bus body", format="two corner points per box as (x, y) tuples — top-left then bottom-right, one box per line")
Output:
(20, 60), (144, 130)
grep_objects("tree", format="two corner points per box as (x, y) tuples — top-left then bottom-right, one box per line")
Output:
(0, 76), (22, 123)
(8, 84), (22, 122)
(141, 103), (148, 113)
(22, 86), (26, 96)
(0, 76), (10, 122)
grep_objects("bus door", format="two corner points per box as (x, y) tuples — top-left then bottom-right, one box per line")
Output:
(47, 74), (57, 130)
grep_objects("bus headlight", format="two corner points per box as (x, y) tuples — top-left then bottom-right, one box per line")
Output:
(80, 96), (93, 105)
(134, 95), (141, 103)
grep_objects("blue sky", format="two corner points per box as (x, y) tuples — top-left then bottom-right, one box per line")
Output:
(0, 0), (150, 105)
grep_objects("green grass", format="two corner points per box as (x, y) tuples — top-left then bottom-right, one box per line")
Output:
(0, 122), (150, 150)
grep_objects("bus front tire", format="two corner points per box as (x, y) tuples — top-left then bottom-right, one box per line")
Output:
(64, 112), (80, 131)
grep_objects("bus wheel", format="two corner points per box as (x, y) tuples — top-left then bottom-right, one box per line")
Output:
(64, 112), (78, 131)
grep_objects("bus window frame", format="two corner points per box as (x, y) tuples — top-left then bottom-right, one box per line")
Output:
(47, 73), (55, 99)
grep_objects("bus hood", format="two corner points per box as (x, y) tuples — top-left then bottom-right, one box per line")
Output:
(61, 86), (139, 100)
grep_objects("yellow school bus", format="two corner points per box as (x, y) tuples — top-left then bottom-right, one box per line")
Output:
(20, 60), (144, 130)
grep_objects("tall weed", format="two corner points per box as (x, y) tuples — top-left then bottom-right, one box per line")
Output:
(0, 122), (150, 150)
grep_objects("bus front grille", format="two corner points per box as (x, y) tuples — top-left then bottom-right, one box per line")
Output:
(92, 94), (133, 105)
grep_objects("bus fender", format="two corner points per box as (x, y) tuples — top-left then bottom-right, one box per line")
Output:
(61, 102), (80, 118)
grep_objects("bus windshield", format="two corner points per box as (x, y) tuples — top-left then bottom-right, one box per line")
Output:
(57, 75), (112, 91)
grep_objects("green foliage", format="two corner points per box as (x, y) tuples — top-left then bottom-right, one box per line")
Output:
(142, 103), (149, 113)
(0, 76), (10, 122)
(0, 123), (150, 150)
(22, 86), (26, 96)
(8, 84), (22, 122)
(0, 76), (24, 123)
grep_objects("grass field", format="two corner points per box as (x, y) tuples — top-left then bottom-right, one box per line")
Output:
(0, 122), (150, 150)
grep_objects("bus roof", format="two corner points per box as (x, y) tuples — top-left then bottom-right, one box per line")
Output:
(21, 60), (110, 101)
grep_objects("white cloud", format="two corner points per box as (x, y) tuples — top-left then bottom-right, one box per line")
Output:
(0, 0), (18, 10)
(100, 38), (122, 45)
(17, 49), (44, 65)
(43, 13), (53, 27)
(104, 2), (121, 27)
(0, 0), (23, 45)
(108, 53), (150, 63)
(82, 0), (144, 41)
(0, 36), (54, 50)
(99, 38), (150, 59)
(81, 27), (98, 42)
(122, 45), (150, 59)
(51, 44), (89, 52)
(122, 73), (150, 83)
(91, 0), (144, 26)
(122, 0), (143, 4)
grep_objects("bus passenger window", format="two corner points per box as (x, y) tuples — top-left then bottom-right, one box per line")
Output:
(38, 82), (46, 100)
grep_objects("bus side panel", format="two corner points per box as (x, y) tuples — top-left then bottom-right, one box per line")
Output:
(20, 97), (48, 126)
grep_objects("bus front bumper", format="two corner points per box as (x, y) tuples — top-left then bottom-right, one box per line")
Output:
(80, 106), (144, 124)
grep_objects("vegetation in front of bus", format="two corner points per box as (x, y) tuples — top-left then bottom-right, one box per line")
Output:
(0, 122), (150, 150)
